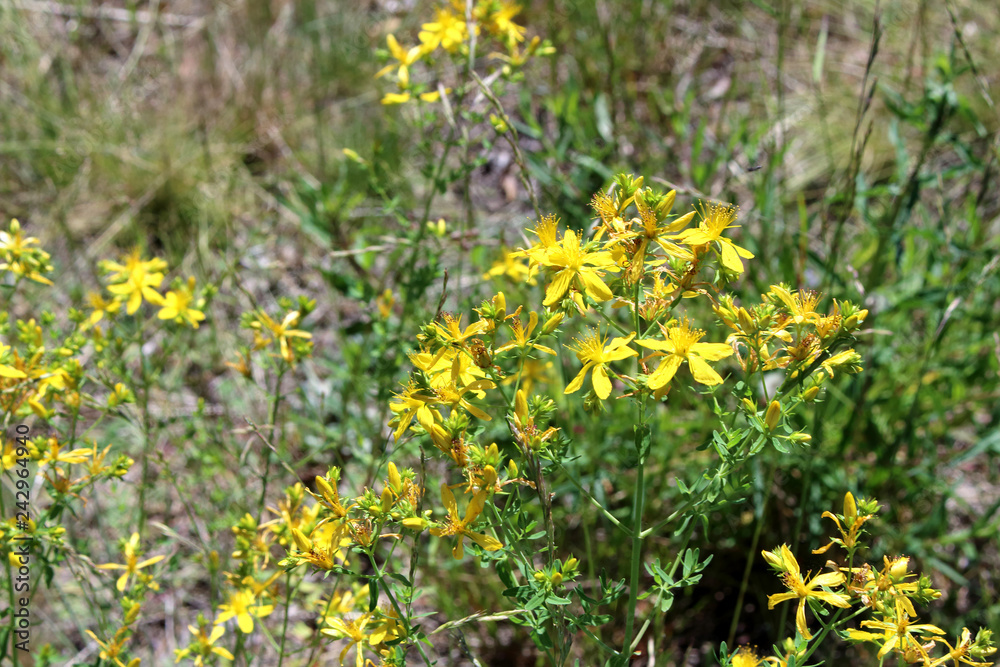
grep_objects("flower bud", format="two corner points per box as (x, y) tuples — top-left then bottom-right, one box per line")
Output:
(387, 462), (402, 493)
(402, 517), (428, 531)
(764, 400), (781, 431)
(515, 389), (528, 419)
(843, 492), (857, 526)
(541, 312), (564, 335)
(737, 307), (755, 332)
(802, 385), (821, 402)
(844, 309), (868, 330)
(292, 528), (312, 552)
(380, 487), (393, 513)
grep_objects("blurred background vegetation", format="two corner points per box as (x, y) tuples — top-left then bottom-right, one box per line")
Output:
(1, 0), (997, 664)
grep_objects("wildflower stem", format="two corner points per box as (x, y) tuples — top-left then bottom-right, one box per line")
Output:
(556, 463), (632, 536)
(136, 321), (153, 535)
(621, 446), (645, 662)
(257, 367), (286, 523)
(276, 571), (294, 667)
(621, 398), (648, 663)
(630, 531), (692, 653)
(727, 461), (773, 647)
(364, 549), (434, 667)
(469, 70), (542, 219)
(593, 307), (630, 337)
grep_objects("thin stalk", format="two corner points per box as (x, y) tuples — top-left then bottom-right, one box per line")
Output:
(364, 549), (434, 667)
(620, 435), (646, 663)
(257, 367), (286, 523)
(726, 463), (774, 647)
(136, 321), (153, 535)
(276, 571), (294, 667)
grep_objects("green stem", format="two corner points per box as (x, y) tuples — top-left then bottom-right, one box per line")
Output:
(620, 453), (645, 663)
(726, 463), (773, 647)
(276, 571), (294, 667)
(257, 367), (286, 523)
(136, 321), (153, 535)
(364, 549), (434, 667)
(557, 463), (631, 536)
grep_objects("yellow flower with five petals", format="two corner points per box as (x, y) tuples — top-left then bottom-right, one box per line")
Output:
(564, 330), (637, 400)
(638, 319), (733, 389)
(762, 544), (850, 640)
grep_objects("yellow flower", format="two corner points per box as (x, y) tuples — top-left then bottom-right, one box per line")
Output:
(215, 587), (275, 634)
(429, 483), (503, 559)
(252, 310), (312, 363)
(674, 202), (754, 274)
(637, 319), (733, 389)
(374, 34), (423, 87)
(419, 8), (469, 53)
(847, 597), (945, 661)
(0, 341), (26, 379)
(820, 349), (863, 379)
(1, 437), (23, 471)
(927, 627), (997, 667)
(520, 214), (561, 271)
(376, 289), (395, 318)
(388, 381), (440, 438)
(38, 437), (91, 467)
(495, 311), (556, 357)
(0, 218), (53, 285)
(103, 249), (167, 314)
(813, 491), (874, 555)
(564, 330), (637, 400)
(541, 229), (617, 306)
(732, 646), (763, 667)
(174, 622), (235, 665)
(97, 532), (165, 592)
(288, 523), (352, 571)
(323, 613), (372, 667)
(769, 284), (822, 326)
(483, 247), (535, 285)
(83, 291), (122, 329)
(429, 313), (488, 349)
(433, 378), (496, 421)
(484, 0), (526, 46)
(158, 277), (205, 328)
(380, 90), (447, 105)
(762, 544), (850, 640)
(85, 628), (136, 667)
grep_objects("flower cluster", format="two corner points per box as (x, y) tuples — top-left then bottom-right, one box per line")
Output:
(741, 493), (997, 667)
(375, 0), (553, 105)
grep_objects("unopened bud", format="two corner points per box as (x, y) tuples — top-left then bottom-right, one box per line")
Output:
(843, 492), (857, 525)
(764, 400), (781, 430)
(381, 487), (393, 512)
(515, 389), (528, 418)
(802, 385), (821, 402)
(387, 462), (402, 493)
(292, 528), (312, 552)
(541, 312), (564, 335)
(737, 307), (754, 332)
